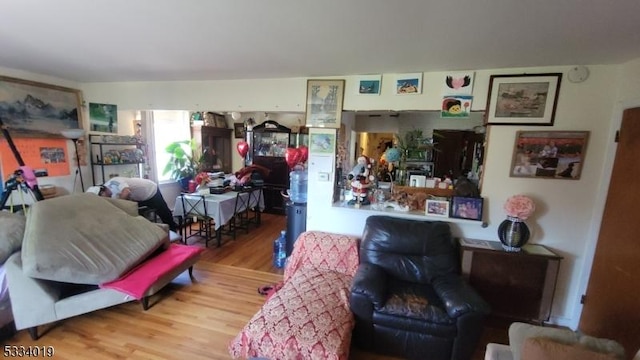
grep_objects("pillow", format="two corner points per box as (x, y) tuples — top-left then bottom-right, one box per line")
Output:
(509, 322), (579, 360)
(579, 335), (626, 359)
(0, 211), (26, 263)
(21, 193), (169, 285)
(522, 337), (621, 360)
(103, 197), (139, 216)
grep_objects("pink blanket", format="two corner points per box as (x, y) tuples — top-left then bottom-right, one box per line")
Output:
(100, 244), (203, 299)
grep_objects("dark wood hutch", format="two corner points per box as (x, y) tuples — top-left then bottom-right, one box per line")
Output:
(246, 120), (291, 214)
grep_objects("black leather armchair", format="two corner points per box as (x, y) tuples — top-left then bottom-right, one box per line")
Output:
(350, 216), (490, 360)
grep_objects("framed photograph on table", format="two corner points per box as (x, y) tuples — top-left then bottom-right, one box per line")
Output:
(305, 79), (345, 129)
(510, 130), (589, 179)
(0, 75), (83, 137)
(451, 197), (484, 221)
(426, 199), (450, 218)
(485, 73), (562, 126)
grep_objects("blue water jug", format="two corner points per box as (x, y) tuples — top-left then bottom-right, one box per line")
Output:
(289, 168), (308, 204)
(273, 230), (287, 269)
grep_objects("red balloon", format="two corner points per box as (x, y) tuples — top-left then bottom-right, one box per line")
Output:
(236, 141), (249, 158)
(286, 147), (302, 169)
(298, 145), (308, 163)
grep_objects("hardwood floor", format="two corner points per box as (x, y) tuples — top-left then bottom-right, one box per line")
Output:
(2, 213), (507, 359)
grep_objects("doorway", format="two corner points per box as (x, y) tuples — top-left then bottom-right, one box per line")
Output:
(578, 107), (640, 356)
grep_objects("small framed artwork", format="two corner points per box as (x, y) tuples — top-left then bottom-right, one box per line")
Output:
(485, 73), (562, 126)
(442, 72), (475, 95)
(355, 75), (381, 95)
(510, 130), (590, 179)
(395, 73), (422, 95)
(426, 199), (450, 218)
(305, 79), (345, 128)
(89, 102), (118, 133)
(441, 95), (473, 118)
(233, 123), (246, 139)
(309, 129), (336, 154)
(451, 197), (484, 221)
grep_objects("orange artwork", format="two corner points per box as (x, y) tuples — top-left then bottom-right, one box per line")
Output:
(0, 138), (71, 179)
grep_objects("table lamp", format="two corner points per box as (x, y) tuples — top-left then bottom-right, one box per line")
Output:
(61, 128), (86, 192)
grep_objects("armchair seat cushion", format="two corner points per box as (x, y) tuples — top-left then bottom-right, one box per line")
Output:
(373, 281), (455, 334)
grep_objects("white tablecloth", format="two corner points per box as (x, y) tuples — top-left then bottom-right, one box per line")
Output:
(173, 189), (264, 230)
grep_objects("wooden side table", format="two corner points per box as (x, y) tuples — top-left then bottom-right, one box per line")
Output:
(459, 238), (563, 324)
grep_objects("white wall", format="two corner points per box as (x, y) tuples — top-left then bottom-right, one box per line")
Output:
(2, 62), (633, 328)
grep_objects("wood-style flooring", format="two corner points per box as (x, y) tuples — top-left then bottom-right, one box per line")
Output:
(1, 213), (507, 359)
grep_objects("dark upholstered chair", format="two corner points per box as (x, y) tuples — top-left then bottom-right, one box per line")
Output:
(350, 215), (491, 360)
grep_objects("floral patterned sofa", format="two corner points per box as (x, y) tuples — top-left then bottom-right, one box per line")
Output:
(229, 231), (360, 360)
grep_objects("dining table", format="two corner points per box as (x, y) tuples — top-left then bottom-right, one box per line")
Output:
(173, 187), (264, 247)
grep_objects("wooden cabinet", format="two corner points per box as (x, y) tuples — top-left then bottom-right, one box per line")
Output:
(433, 130), (484, 179)
(459, 239), (562, 324)
(247, 120), (291, 215)
(200, 127), (232, 174)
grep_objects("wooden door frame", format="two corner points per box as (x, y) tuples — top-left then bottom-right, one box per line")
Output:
(572, 97), (640, 329)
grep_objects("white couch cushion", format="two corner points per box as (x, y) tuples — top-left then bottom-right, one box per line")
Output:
(0, 211), (26, 263)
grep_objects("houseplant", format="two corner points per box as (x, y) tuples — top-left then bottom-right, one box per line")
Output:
(162, 139), (200, 189)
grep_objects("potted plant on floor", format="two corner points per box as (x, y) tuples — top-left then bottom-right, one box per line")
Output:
(163, 139), (201, 190)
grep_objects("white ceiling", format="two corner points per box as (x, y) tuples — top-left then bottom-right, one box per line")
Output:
(1, 0), (640, 83)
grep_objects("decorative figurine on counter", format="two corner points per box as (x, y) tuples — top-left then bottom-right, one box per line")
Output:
(347, 155), (375, 206)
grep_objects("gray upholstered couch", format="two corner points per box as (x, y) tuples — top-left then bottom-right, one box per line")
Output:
(3, 193), (199, 339)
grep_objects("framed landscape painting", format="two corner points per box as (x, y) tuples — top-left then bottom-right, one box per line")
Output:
(485, 73), (562, 126)
(0, 75), (83, 137)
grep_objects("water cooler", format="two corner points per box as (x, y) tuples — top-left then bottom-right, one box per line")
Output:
(285, 167), (307, 256)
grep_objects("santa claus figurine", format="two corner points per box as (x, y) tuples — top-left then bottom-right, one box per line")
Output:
(348, 155), (375, 206)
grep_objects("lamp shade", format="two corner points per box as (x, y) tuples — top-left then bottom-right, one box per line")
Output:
(61, 128), (85, 139)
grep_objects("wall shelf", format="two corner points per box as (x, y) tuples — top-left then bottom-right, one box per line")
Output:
(90, 135), (146, 185)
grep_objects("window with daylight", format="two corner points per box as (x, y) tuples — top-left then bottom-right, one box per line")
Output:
(153, 110), (191, 182)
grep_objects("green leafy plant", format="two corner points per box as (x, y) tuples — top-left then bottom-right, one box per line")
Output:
(162, 139), (200, 180)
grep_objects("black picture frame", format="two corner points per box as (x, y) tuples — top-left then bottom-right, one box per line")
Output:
(484, 73), (562, 126)
(450, 196), (484, 221)
(234, 123), (246, 139)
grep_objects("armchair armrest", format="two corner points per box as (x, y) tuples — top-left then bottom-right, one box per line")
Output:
(432, 274), (491, 319)
(350, 263), (388, 308)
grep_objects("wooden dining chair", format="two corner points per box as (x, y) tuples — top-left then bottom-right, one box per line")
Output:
(179, 193), (215, 247)
(245, 186), (263, 227)
(227, 189), (252, 238)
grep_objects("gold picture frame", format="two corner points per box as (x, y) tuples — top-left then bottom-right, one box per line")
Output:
(305, 79), (344, 128)
(0, 75), (84, 137)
